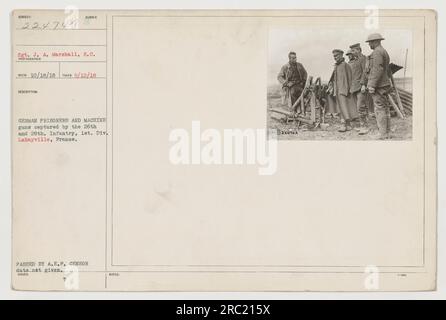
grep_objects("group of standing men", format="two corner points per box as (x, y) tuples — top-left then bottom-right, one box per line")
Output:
(278, 33), (393, 139)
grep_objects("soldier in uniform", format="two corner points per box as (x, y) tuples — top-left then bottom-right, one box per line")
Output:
(277, 51), (308, 112)
(364, 33), (392, 139)
(349, 43), (369, 135)
(328, 49), (358, 132)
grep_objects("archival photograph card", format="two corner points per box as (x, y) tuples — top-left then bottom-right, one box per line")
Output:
(11, 9), (437, 291)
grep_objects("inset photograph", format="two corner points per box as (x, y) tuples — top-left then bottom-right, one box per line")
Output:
(267, 28), (413, 140)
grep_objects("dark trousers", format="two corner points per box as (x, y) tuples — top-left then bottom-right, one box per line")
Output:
(353, 91), (368, 124)
(289, 85), (303, 110)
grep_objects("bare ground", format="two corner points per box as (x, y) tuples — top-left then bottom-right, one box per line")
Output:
(267, 85), (412, 141)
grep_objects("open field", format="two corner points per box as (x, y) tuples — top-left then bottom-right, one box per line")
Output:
(267, 84), (413, 141)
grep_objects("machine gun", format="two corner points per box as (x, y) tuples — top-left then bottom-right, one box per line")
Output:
(270, 76), (328, 129)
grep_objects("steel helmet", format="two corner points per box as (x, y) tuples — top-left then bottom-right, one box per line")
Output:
(366, 33), (385, 42)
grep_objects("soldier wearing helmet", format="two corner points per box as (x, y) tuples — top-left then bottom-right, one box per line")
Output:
(364, 33), (392, 139)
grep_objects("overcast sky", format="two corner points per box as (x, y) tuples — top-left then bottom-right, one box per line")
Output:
(268, 28), (412, 85)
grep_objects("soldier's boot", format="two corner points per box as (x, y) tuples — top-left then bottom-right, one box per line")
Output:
(357, 116), (369, 135)
(370, 133), (389, 140)
(338, 119), (352, 132)
(372, 90), (391, 139)
(358, 125), (369, 135)
(375, 110), (389, 140)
